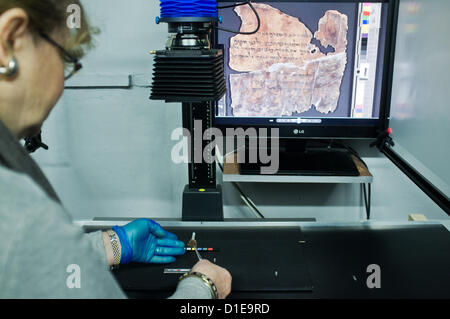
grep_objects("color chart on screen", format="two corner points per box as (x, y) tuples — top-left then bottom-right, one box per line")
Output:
(351, 2), (383, 118)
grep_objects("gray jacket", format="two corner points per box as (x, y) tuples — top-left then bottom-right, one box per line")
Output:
(0, 120), (210, 299)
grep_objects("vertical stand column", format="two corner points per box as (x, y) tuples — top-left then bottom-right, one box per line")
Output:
(181, 101), (223, 221)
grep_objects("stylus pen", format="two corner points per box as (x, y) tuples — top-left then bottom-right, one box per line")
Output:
(195, 248), (203, 261)
(188, 232), (203, 261)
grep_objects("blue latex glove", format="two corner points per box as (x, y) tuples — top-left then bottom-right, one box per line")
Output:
(112, 219), (185, 264)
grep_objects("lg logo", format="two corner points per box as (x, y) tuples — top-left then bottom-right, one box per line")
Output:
(293, 129), (305, 135)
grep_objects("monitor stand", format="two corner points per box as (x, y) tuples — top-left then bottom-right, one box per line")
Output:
(239, 139), (360, 176)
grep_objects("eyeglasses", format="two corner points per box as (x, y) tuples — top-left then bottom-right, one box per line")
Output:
(39, 32), (83, 80)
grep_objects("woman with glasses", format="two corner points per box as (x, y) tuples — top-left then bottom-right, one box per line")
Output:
(0, 0), (231, 299)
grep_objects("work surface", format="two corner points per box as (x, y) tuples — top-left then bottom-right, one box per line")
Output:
(86, 221), (450, 299)
(113, 227), (313, 295)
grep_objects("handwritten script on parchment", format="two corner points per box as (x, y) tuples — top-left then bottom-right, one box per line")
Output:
(228, 4), (348, 116)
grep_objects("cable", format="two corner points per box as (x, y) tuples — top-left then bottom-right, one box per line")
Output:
(325, 139), (370, 170)
(344, 144), (370, 170)
(215, 1), (261, 35)
(218, 2), (249, 9)
(238, 189), (265, 219)
(217, 159), (265, 219)
(340, 144), (371, 220)
(335, 141), (371, 220)
(335, 142), (372, 220)
(325, 140), (372, 219)
(218, 160), (265, 219)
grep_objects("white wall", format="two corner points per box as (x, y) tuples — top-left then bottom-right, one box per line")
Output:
(32, 0), (448, 222)
(389, 0), (450, 196)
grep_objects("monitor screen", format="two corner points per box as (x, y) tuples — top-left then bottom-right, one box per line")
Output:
(215, 1), (391, 138)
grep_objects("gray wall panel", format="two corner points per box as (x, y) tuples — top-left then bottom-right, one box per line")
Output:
(389, 0), (450, 196)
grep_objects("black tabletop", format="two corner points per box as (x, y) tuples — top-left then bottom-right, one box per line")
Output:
(112, 224), (450, 299)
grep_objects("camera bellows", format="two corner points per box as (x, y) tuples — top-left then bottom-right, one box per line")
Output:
(150, 49), (226, 103)
(159, 0), (218, 18)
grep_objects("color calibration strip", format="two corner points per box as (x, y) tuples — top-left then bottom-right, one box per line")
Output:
(353, 3), (372, 118)
(351, 2), (382, 119)
(185, 247), (218, 252)
(361, 3), (371, 61)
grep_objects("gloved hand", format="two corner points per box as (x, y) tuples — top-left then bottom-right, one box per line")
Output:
(112, 219), (185, 264)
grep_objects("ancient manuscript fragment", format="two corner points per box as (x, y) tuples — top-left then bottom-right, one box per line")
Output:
(228, 4), (348, 116)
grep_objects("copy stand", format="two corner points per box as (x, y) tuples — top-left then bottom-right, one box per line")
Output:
(180, 101), (224, 221)
(149, 18), (226, 221)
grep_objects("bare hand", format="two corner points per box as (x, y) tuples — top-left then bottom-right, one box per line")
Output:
(192, 259), (232, 299)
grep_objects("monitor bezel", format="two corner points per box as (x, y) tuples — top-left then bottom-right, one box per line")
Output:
(213, 0), (398, 139)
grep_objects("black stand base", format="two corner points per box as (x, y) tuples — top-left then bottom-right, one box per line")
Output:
(182, 185), (224, 221)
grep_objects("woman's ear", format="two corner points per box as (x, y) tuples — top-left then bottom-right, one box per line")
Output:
(0, 8), (29, 65)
